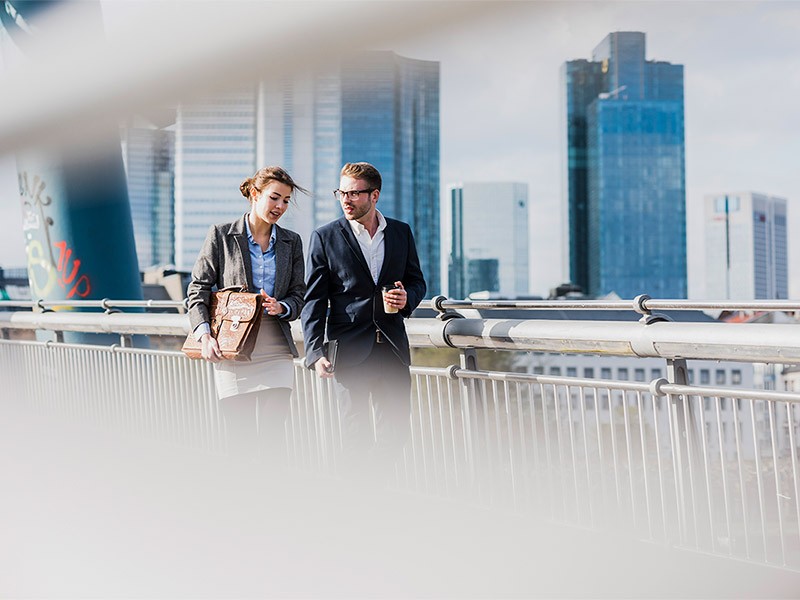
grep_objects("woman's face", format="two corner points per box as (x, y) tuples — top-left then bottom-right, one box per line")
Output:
(251, 181), (292, 225)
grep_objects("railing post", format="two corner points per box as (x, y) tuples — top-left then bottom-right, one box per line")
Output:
(458, 348), (479, 489)
(666, 357), (706, 549)
(459, 348), (478, 372)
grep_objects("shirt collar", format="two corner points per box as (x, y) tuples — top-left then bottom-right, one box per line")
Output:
(245, 214), (276, 250)
(348, 210), (387, 237)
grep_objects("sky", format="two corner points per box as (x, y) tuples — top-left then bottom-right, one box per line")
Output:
(0, 0), (798, 299)
(390, 0), (800, 298)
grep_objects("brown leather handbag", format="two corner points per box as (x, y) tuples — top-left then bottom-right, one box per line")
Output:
(181, 287), (263, 361)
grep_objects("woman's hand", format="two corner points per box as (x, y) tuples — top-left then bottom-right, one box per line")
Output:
(260, 289), (285, 316)
(200, 333), (223, 362)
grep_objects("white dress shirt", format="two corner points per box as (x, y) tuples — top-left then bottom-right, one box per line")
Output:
(348, 210), (387, 284)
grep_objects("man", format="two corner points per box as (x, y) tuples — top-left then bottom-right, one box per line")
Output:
(302, 162), (426, 478)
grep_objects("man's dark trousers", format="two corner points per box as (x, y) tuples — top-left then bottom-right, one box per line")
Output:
(333, 341), (412, 482)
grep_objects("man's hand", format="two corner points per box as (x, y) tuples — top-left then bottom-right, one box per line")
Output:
(200, 333), (223, 362)
(314, 357), (334, 378)
(384, 280), (408, 311)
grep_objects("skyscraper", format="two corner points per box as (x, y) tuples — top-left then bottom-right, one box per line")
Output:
(447, 182), (529, 299)
(563, 32), (686, 299)
(704, 192), (788, 299)
(173, 52), (440, 295)
(122, 119), (175, 269)
(174, 88), (258, 270)
(341, 52), (440, 295)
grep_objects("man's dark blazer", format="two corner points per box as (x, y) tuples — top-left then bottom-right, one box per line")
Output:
(186, 214), (305, 358)
(301, 216), (426, 370)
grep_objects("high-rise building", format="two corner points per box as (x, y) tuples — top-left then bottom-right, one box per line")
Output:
(121, 119), (175, 269)
(447, 182), (529, 299)
(174, 88), (258, 270)
(563, 32), (686, 299)
(341, 53), (440, 295)
(173, 52), (440, 295)
(704, 192), (788, 299)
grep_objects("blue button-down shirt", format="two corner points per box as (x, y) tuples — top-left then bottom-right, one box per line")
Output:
(245, 217), (290, 319)
(246, 216), (277, 296)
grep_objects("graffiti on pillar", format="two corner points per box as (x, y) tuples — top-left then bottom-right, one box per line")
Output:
(54, 239), (91, 298)
(20, 171), (56, 298)
(19, 171), (92, 299)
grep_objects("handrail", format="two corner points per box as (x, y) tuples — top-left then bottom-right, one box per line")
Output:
(2, 309), (800, 364)
(412, 363), (800, 403)
(2, 294), (800, 315)
(0, 311), (189, 336)
(430, 295), (800, 314)
(0, 298), (187, 311)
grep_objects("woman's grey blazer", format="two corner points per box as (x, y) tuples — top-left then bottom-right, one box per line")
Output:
(186, 214), (305, 358)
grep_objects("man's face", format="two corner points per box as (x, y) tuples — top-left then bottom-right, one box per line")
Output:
(338, 176), (378, 222)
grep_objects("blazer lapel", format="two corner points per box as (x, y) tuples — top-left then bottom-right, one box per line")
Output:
(337, 218), (372, 280)
(273, 224), (291, 297)
(229, 214), (253, 291)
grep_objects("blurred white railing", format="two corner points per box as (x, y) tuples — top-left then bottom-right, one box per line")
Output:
(1, 300), (799, 571)
(2, 296), (800, 362)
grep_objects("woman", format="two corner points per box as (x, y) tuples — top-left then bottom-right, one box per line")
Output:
(187, 166), (307, 465)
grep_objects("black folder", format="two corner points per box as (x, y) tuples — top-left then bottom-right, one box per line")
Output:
(323, 339), (338, 372)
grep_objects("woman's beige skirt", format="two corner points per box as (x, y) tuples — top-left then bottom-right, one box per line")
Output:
(213, 315), (294, 399)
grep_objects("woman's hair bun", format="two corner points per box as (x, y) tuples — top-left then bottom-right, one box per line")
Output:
(239, 178), (252, 198)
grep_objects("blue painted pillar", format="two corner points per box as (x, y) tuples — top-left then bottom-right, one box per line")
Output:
(18, 146), (142, 304)
(1, 2), (144, 342)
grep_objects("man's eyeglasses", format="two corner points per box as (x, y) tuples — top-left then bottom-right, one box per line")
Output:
(333, 189), (373, 201)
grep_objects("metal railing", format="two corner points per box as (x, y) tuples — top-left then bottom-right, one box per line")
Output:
(406, 367), (800, 568)
(6, 294), (800, 312)
(3, 297), (800, 362)
(1, 299), (799, 572)
(429, 294), (800, 314)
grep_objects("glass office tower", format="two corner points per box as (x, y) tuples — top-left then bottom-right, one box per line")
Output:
(448, 182), (529, 299)
(264, 52), (440, 294)
(174, 52), (440, 294)
(122, 119), (175, 269)
(341, 52), (440, 295)
(563, 32), (686, 299)
(704, 192), (788, 299)
(174, 88), (258, 270)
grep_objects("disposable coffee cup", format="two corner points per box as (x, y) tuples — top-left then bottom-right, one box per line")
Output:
(382, 284), (399, 314)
